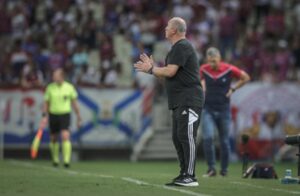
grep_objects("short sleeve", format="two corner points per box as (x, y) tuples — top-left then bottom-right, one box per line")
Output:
(70, 85), (78, 100)
(167, 44), (188, 67)
(44, 86), (50, 101)
(230, 65), (242, 78)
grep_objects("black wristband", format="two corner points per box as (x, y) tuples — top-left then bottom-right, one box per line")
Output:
(147, 65), (154, 74)
(230, 87), (236, 92)
(42, 112), (47, 117)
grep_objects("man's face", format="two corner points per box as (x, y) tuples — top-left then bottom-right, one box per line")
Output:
(165, 21), (175, 39)
(52, 70), (64, 83)
(207, 55), (221, 69)
(265, 112), (278, 128)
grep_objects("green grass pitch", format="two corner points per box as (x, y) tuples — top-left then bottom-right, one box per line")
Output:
(0, 160), (300, 196)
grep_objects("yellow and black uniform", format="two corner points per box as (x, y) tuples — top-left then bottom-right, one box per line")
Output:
(44, 81), (77, 133)
(44, 81), (77, 167)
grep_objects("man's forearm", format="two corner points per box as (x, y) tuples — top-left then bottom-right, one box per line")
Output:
(42, 102), (49, 116)
(153, 67), (173, 78)
(72, 100), (81, 118)
(232, 72), (250, 91)
(232, 80), (246, 90)
(152, 64), (178, 78)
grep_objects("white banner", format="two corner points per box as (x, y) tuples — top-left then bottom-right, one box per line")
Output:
(0, 88), (151, 147)
(231, 82), (300, 138)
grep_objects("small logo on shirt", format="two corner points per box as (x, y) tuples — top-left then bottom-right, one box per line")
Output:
(182, 110), (187, 115)
(222, 78), (227, 82)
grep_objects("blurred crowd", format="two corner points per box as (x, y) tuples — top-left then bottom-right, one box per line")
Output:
(0, 0), (299, 89)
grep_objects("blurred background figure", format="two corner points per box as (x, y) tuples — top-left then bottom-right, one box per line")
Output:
(20, 56), (44, 88)
(200, 47), (250, 177)
(241, 110), (299, 161)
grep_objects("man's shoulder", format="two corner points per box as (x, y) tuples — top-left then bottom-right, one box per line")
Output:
(174, 39), (191, 48)
(63, 81), (75, 89)
(219, 62), (236, 69)
(63, 81), (73, 86)
(46, 82), (55, 89)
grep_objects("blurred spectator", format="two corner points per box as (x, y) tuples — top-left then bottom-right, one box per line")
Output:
(33, 45), (49, 81)
(189, 6), (212, 60)
(71, 43), (88, 82)
(140, 13), (158, 53)
(274, 40), (292, 81)
(20, 57), (43, 88)
(264, 8), (285, 39)
(172, 0), (194, 23)
(241, 110), (299, 160)
(10, 39), (29, 82)
(258, 44), (275, 81)
(100, 36), (114, 61)
(11, 3), (28, 40)
(0, 2), (11, 35)
(239, 27), (262, 80)
(77, 64), (100, 87)
(293, 1), (300, 33)
(22, 33), (38, 55)
(100, 60), (118, 88)
(103, 67), (118, 88)
(218, 6), (238, 58)
(238, 0), (253, 33)
(254, 0), (271, 27)
(0, 0), (299, 87)
(81, 11), (97, 49)
(48, 42), (66, 72)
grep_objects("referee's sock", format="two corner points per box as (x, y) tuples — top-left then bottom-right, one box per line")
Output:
(49, 142), (59, 164)
(62, 140), (72, 165)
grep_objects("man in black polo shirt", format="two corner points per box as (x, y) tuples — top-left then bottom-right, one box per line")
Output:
(134, 17), (203, 187)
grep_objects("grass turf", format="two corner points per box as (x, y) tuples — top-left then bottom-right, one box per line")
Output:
(0, 160), (300, 196)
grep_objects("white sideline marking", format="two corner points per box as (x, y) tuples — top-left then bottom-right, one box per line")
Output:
(122, 177), (150, 185)
(231, 181), (300, 195)
(122, 177), (210, 196)
(9, 160), (209, 196)
(77, 171), (113, 178)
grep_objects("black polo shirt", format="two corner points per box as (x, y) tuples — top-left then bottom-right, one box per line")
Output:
(165, 39), (203, 110)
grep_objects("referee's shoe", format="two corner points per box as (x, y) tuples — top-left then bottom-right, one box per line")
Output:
(173, 174), (199, 187)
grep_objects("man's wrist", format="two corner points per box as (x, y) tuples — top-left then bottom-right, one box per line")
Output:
(230, 87), (236, 92)
(147, 64), (154, 74)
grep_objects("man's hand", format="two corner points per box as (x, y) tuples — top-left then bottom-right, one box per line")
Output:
(226, 88), (234, 97)
(40, 116), (48, 129)
(134, 53), (153, 73)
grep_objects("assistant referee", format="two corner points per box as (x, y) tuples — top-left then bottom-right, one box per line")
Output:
(42, 68), (81, 167)
(134, 17), (203, 187)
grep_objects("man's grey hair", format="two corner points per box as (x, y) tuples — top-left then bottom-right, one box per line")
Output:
(170, 17), (187, 33)
(206, 47), (221, 57)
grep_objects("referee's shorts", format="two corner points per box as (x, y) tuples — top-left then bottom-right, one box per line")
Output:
(49, 113), (71, 133)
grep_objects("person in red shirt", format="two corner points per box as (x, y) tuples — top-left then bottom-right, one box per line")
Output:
(200, 47), (250, 177)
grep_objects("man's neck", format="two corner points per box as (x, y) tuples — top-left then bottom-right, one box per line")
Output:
(56, 81), (64, 85)
(170, 35), (186, 45)
(210, 64), (219, 70)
